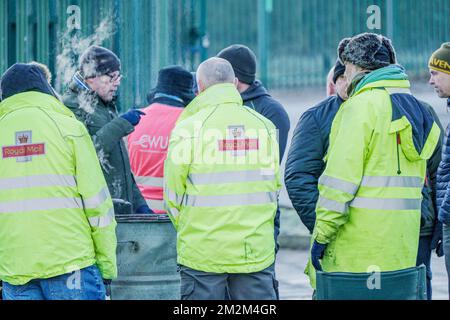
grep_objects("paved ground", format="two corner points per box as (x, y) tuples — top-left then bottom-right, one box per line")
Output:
(270, 81), (450, 300)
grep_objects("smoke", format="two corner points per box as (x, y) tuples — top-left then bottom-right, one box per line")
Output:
(55, 17), (115, 95)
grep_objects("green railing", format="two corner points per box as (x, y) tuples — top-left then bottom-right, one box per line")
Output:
(0, 0), (448, 111)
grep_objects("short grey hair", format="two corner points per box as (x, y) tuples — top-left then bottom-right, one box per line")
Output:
(196, 57), (235, 90)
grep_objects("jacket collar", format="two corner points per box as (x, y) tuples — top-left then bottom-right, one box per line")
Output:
(350, 65), (410, 97)
(177, 83), (242, 123)
(241, 80), (270, 102)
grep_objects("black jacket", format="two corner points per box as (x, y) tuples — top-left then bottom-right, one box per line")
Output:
(436, 99), (450, 225)
(241, 81), (290, 162)
(241, 81), (290, 250)
(285, 95), (343, 233)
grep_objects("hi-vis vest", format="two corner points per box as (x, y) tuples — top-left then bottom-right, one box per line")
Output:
(128, 103), (184, 213)
(164, 83), (281, 274)
(0, 92), (117, 285)
(306, 79), (440, 288)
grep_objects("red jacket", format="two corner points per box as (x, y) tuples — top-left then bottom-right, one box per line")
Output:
(128, 103), (184, 213)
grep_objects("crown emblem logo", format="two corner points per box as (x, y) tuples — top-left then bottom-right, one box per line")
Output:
(18, 135), (29, 143)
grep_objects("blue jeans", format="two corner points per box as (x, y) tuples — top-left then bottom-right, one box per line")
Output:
(2, 265), (106, 300)
(416, 235), (433, 300)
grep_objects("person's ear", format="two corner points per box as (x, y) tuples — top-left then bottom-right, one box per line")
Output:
(197, 79), (205, 93)
(234, 77), (239, 88)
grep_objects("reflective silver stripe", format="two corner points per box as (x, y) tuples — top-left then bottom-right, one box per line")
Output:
(169, 207), (180, 219)
(350, 197), (421, 211)
(184, 192), (277, 207)
(88, 207), (114, 228)
(166, 188), (183, 206)
(188, 170), (275, 185)
(135, 176), (164, 188)
(146, 199), (165, 211)
(361, 176), (423, 188)
(385, 87), (411, 95)
(0, 175), (76, 190)
(317, 196), (348, 214)
(0, 197), (83, 213)
(318, 175), (359, 195)
(83, 187), (110, 209)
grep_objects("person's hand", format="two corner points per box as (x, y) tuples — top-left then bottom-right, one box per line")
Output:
(136, 204), (154, 214)
(311, 240), (327, 271)
(103, 279), (112, 299)
(120, 109), (146, 126)
(431, 221), (444, 257)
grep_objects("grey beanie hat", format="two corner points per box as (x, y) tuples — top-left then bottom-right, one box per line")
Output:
(79, 45), (121, 78)
(338, 33), (397, 70)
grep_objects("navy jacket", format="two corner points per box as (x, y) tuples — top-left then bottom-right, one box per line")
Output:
(437, 99), (450, 225)
(241, 80), (290, 251)
(285, 95), (343, 233)
(241, 81), (290, 161)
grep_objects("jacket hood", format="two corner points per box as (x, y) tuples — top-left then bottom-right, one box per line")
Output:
(390, 93), (440, 162)
(240, 80), (270, 102)
(177, 83), (242, 123)
(1, 63), (59, 100)
(351, 64), (408, 96)
(351, 65), (440, 162)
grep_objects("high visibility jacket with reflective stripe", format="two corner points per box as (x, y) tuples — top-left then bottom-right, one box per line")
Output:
(128, 103), (184, 213)
(164, 83), (281, 274)
(0, 92), (117, 285)
(307, 79), (441, 288)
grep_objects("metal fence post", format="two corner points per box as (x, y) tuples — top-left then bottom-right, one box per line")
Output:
(258, 0), (272, 88)
(0, 0), (8, 72)
(386, 0), (394, 40)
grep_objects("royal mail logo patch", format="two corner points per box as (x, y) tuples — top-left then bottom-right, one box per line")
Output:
(218, 125), (259, 155)
(2, 131), (46, 162)
(218, 139), (259, 151)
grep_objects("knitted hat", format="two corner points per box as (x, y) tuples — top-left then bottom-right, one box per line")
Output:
(429, 43), (450, 75)
(146, 66), (195, 105)
(332, 59), (346, 84)
(79, 45), (121, 78)
(338, 33), (397, 70)
(1, 63), (58, 100)
(217, 44), (257, 84)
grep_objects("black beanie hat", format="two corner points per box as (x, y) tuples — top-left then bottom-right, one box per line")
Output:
(217, 44), (257, 84)
(1, 63), (57, 100)
(147, 66), (195, 105)
(338, 33), (397, 70)
(332, 59), (346, 84)
(79, 45), (121, 78)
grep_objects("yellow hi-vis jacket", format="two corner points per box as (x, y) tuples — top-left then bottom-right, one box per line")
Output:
(306, 73), (440, 288)
(0, 92), (117, 285)
(164, 83), (281, 274)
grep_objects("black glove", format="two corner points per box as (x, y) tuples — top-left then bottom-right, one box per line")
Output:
(120, 109), (146, 126)
(136, 204), (154, 214)
(431, 221), (444, 257)
(103, 279), (112, 299)
(311, 240), (327, 271)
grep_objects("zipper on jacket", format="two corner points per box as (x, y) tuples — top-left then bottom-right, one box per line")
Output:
(396, 132), (402, 175)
